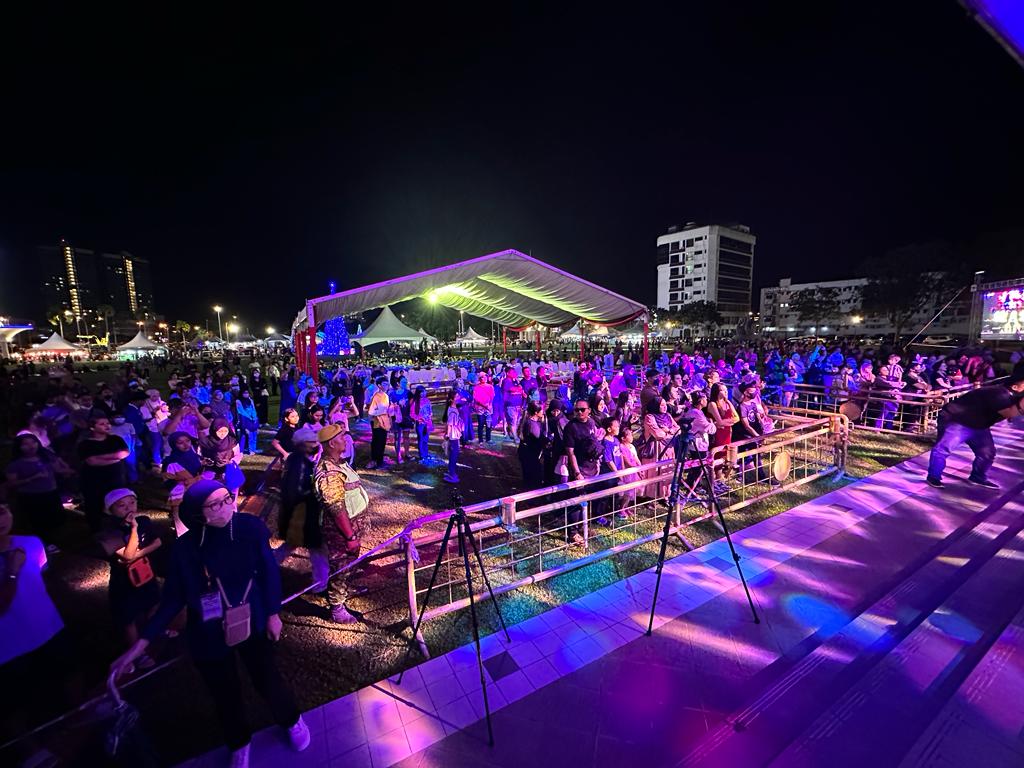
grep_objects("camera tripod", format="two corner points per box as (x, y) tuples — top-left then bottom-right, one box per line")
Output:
(647, 430), (759, 635)
(397, 489), (511, 746)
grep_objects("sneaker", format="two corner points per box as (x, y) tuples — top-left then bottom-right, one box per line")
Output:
(926, 477), (944, 488)
(596, 516), (610, 527)
(967, 476), (999, 490)
(616, 511), (631, 520)
(570, 532), (586, 547)
(287, 716), (310, 752)
(331, 604), (359, 624)
(230, 744), (250, 768)
(365, 461), (378, 470)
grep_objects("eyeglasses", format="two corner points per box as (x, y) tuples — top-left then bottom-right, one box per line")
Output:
(203, 493), (236, 513)
(574, 407), (589, 413)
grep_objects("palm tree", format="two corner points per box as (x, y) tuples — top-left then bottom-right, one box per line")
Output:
(97, 304), (116, 347)
(174, 320), (192, 348)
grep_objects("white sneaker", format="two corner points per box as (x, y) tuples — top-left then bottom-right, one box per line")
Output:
(230, 744), (250, 768)
(287, 716), (311, 751)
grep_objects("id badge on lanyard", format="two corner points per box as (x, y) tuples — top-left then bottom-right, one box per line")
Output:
(200, 564), (223, 622)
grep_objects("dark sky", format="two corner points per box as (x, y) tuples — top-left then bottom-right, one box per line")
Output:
(1, 3), (1022, 331)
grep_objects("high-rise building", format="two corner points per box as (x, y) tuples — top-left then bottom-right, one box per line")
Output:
(656, 223), (756, 326)
(39, 241), (100, 318)
(38, 240), (157, 329)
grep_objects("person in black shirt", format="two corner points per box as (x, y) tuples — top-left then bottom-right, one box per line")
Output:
(77, 413), (130, 532)
(563, 399), (604, 545)
(926, 373), (1024, 489)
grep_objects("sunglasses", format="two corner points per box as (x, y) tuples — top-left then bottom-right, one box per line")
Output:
(574, 407), (589, 412)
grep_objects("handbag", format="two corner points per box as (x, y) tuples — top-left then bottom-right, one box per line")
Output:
(217, 577), (253, 647)
(126, 557), (154, 588)
(340, 462), (369, 519)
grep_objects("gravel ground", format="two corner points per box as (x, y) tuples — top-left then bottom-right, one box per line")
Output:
(3, 391), (931, 765)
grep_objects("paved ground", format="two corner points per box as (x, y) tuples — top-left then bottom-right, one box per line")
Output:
(180, 417), (1024, 768)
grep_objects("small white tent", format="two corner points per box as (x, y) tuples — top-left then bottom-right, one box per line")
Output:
(354, 306), (424, 346)
(25, 333), (87, 358)
(117, 331), (166, 358)
(457, 326), (489, 346)
(418, 327), (440, 344)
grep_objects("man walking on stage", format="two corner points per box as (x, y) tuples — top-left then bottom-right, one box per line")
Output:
(926, 371), (1024, 489)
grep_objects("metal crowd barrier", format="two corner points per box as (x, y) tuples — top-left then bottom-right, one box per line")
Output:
(774, 379), (1002, 436)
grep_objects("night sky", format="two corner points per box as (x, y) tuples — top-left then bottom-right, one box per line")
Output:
(1, 3), (1022, 331)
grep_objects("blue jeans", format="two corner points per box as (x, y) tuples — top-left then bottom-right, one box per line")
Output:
(476, 412), (492, 442)
(148, 431), (163, 465)
(927, 417), (996, 482)
(416, 423), (430, 460)
(239, 427), (258, 454)
(447, 439), (460, 479)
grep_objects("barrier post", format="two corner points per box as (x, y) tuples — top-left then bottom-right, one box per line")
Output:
(405, 538), (429, 658)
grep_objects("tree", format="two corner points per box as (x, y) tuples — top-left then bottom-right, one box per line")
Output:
(174, 320), (192, 347)
(789, 287), (842, 331)
(859, 243), (964, 343)
(97, 304), (116, 346)
(677, 300), (724, 337)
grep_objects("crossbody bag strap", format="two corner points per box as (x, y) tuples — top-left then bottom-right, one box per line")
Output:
(216, 576), (254, 607)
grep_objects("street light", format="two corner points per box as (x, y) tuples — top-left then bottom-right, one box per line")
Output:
(850, 315), (863, 325)
(226, 322), (239, 340)
(266, 326), (275, 335)
(213, 305), (224, 339)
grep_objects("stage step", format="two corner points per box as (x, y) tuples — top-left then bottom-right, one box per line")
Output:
(679, 481), (1024, 768)
(768, 524), (1024, 767)
(897, 602), (1024, 768)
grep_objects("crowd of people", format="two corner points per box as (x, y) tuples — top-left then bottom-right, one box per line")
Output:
(0, 338), (1020, 767)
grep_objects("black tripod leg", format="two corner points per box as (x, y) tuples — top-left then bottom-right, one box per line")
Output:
(700, 459), (760, 625)
(463, 510), (512, 642)
(456, 513), (495, 747)
(646, 445), (687, 636)
(397, 514), (456, 684)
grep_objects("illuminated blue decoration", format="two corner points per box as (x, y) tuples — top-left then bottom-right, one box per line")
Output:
(318, 316), (352, 356)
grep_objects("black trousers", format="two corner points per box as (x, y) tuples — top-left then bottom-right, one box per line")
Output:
(193, 634), (300, 751)
(371, 427), (388, 463)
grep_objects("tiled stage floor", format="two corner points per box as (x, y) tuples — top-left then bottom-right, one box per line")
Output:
(184, 420), (1024, 768)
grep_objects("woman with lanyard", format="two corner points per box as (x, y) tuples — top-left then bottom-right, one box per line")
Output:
(110, 480), (309, 768)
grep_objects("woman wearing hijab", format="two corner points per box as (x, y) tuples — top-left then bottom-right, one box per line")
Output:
(110, 481), (309, 768)
(640, 396), (680, 499)
(163, 431), (204, 537)
(199, 418), (242, 480)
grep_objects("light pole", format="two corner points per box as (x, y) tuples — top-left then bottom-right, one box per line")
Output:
(213, 305), (224, 340)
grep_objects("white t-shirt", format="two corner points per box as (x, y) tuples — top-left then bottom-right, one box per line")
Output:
(0, 536), (64, 664)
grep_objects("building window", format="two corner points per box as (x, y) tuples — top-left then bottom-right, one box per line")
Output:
(719, 236), (753, 254)
(670, 267), (680, 277)
(670, 254), (681, 265)
(669, 241), (681, 253)
(670, 280), (680, 290)
(670, 292), (680, 303)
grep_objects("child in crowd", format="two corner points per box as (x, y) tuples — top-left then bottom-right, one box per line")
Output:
(96, 489), (162, 674)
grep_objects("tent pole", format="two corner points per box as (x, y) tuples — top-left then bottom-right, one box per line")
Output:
(306, 300), (319, 381)
(535, 327), (541, 358)
(579, 321), (585, 362)
(502, 327), (507, 356)
(643, 320), (649, 368)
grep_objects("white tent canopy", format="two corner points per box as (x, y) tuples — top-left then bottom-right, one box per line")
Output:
(294, 250), (647, 332)
(457, 326), (489, 346)
(417, 327), (440, 344)
(29, 333), (84, 354)
(354, 306), (424, 346)
(117, 331), (164, 351)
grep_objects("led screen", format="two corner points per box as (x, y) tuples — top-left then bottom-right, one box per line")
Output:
(980, 286), (1024, 339)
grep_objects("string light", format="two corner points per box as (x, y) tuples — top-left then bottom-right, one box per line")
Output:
(319, 316), (352, 355)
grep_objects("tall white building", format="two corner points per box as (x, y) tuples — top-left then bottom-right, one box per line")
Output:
(656, 223), (756, 325)
(759, 277), (971, 338)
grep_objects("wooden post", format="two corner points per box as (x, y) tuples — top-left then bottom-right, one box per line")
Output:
(502, 326), (508, 356)
(535, 327), (541, 357)
(579, 321), (586, 361)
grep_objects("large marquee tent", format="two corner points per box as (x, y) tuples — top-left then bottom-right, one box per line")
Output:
(292, 249), (648, 377)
